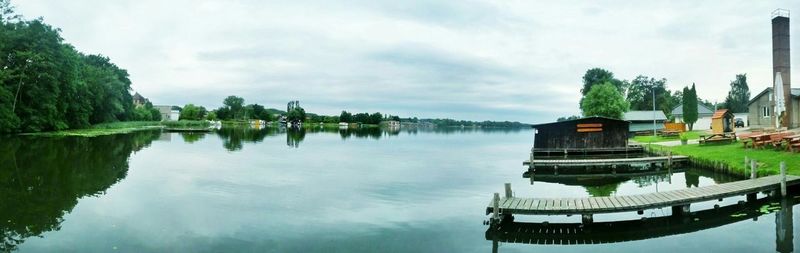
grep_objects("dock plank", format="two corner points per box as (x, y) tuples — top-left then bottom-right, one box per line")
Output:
(488, 175), (800, 216)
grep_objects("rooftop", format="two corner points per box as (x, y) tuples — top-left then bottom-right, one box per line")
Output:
(624, 110), (667, 121)
(672, 103), (714, 116)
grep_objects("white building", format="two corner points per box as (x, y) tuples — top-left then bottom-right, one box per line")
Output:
(155, 105), (180, 121)
(671, 103), (715, 130)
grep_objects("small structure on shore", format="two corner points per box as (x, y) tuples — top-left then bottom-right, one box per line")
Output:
(711, 109), (735, 134)
(531, 117), (631, 156)
(699, 109), (737, 144)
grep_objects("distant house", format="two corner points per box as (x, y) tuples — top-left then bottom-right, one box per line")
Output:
(671, 103), (715, 130)
(155, 105), (180, 121)
(382, 120), (400, 128)
(623, 110), (667, 133)
(132, 92), (148, 108)
(748, 87), (800, 128)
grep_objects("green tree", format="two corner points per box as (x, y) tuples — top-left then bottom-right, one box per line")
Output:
(248, 104), (271, 121)
(682, 83), (699, 130)
(581, 68), (624, 95)
(286, 107), (306, 122)
(723, 74), (751, 113)
(581, 82), (629, 119)
(179, 104), (206, 121)
(625, 75), (675, 116)
(206, 111), (217, 121)
(556, 115), (581, 122)
(0, 3), (136, 132)
(339, 111), (352, 123)
(223, 95), (245, 119)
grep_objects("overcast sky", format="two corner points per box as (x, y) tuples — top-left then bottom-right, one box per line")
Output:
(12, 0), (800, 123)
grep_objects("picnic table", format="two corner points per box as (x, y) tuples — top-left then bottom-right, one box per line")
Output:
(747, 133), (771, 149)
(783, 134), (800, 152)
(698, 133), (736, 145)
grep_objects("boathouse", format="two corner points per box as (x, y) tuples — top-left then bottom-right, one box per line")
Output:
(531, 117), (630, 155)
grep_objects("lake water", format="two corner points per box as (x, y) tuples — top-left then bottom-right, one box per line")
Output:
(1, 127), (797, 252)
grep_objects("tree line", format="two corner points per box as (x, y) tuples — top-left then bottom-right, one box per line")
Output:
(0, 1), (159, 133)
(576, 67), (750, 130)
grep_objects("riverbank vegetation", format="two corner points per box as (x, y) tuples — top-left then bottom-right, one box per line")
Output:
(0, 1), (161, 133)
(22, 121), (162, 137)
(161, 120), (210, 129)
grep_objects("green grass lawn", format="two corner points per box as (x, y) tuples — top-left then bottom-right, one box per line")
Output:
(652, 142), (800, 176)
(631, 130), (705, 143)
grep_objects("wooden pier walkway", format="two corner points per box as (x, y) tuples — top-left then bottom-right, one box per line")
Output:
(486, 197), (795, 245)
(486, 175), (800, 218)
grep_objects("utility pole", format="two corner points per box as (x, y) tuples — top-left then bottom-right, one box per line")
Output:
(652, 86), (656, 137)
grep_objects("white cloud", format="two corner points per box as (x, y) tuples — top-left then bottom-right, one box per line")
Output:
(12, 0), (800, 123)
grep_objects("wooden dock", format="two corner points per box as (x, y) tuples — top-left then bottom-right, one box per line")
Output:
(524, 155), (689, 167)
(532, 146), (644, 156)
(486, 196), (795, 246)
(487, 175), (800, 223)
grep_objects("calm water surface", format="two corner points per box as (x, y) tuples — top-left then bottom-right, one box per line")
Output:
(1, 127), (798, 252)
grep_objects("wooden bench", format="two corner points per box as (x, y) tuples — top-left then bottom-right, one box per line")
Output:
(659, 130), (681, 137)
(788, 139), (800, 152)
(764, 132), (792, 149)
(782, 134), (800, 152)
(751, 134), (772, 149)
(738, 132), (760, 148)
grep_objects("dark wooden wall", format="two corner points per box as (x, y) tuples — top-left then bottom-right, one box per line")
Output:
(533, 117), (629, 150)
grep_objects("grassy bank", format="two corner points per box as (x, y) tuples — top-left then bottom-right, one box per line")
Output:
(23, 121), (163, 137)
(651, 142), (800, 176)
(162, 120), (211, 129)
(631, 130), (704, 143)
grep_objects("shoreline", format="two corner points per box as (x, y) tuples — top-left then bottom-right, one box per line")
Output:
(647, 142), (800, 177)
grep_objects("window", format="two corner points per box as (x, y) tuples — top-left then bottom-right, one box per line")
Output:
(763, 106), (771, 117)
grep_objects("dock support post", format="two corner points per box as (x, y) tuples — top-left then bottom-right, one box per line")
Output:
(747, 193), (757, 202)
(751, 159), (757, 179)
(581, 214), (593, 224)
(492, 193), (500, 224)
(504, 183), (512, 198)
(529, 150), (534, 170)
(781, 161), (787, 197)
(554, 165), (558, 175)
(776, 198), (794, 252)
(744, 156), (749, 175)
(667, 151), (672, 168)
(672, 204), (690, 216)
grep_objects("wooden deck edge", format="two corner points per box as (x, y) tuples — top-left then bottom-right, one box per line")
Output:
(486, 176), (800, 216)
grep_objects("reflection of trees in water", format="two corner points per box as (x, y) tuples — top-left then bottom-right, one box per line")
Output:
(575, 168), (745, 197)
(632, 174), (671, 188)
(287, 128), (306, 148)
(180, 132), (206, 143)
(403, 127), (525, 135)
(0, 130), (161, 251)
(584, 183), (621, 197)
(339, 128), (383, 140)
(214, 127), (279, 151)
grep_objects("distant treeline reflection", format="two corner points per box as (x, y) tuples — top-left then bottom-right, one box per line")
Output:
(205, 126), (529, 151)
(0, 130), (162, 251)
